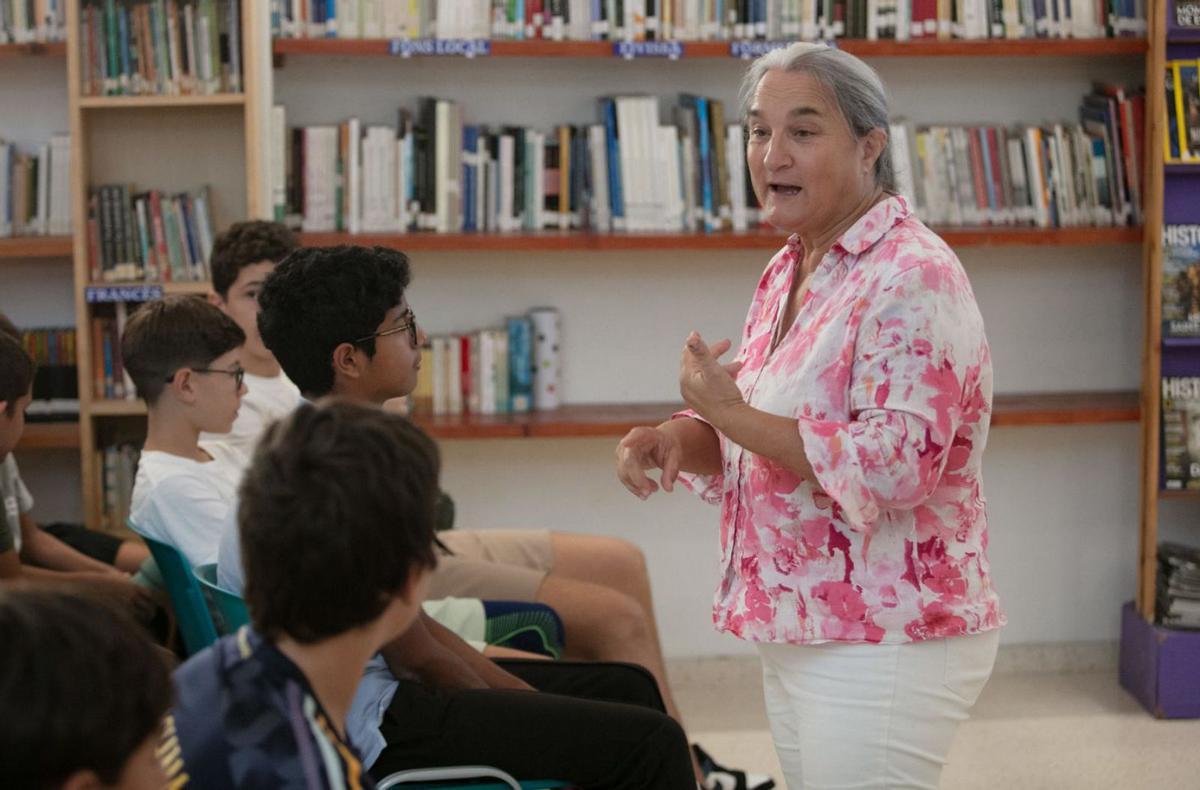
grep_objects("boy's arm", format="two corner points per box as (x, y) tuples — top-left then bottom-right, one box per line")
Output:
(18, 513), (124, 576)
(0, 548), (21, 581)
(379, 611), (533, 692)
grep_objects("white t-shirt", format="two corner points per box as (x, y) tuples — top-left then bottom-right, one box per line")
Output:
(129, 442), (246, 569)
(1, 454), (33, 554)
(200, 371), (301, 460)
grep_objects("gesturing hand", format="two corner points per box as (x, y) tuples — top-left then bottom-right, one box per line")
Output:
(679, 332), (745, 423)
(615, 427), (682, 500)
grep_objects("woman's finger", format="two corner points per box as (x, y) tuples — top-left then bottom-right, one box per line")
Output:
(660, 441), (681, 493)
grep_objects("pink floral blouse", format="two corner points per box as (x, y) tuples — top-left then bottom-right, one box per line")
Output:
(679, 195), (1004, 645)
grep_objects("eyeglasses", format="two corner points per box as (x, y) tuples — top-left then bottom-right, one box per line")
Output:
(164, 365), (246, 390)
(354, 308), (419, 349)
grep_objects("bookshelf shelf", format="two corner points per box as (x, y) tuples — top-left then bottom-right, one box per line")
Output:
(17, 422), (80, 450)
(272, 37), (1147, 60)
(47, 390), (1143, 439)
(0, 236), (73, 259)
(300, 226), (1142, 252)
(1165, 162), (1200, 174)
(0, 41), (66, 57)
(78, 94), (246, 109)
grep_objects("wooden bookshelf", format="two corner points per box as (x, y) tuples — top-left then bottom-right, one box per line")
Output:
(300, 225), (1142, 253)
(17, 422), (80, 450)
(0, 41), (66, 57)
(88, 400), (147, 417)
(0, 236), (73, 259)
(273, 37), (1147, 60)
(78, 93), (246, 109)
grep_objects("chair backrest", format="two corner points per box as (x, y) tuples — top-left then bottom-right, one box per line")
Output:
(136, 532), (219, 656)
(375, 765), (568, 789)
(194, 563), (250, 634)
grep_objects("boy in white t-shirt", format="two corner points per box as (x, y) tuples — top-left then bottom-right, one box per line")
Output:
(200, 221), (302, 457)
(124, 296), (248, 568)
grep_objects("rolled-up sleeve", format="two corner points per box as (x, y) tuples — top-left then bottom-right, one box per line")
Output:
(796, 262), (975, 531)
(671, 409), (726, 505)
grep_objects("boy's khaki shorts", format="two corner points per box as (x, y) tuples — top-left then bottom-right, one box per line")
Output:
(429, 528), (554, 601)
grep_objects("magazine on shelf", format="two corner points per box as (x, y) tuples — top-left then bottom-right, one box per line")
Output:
(1162, 376), (1200, 490)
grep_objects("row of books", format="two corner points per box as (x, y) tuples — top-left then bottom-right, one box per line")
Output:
(19, 327), (79, 419)
(892, 85), (1144, 229)
(90, 307), (137, 401)
(268, 0), (1145, 41)
(1, 135), (71, 238)
(274, 96), (756, 235)
(414, 309), (561, 415)
(101, 443), (140, 534)
(80, 0), (243, 97)
(0, 0), (65, 43)
(1157, 542), (1200, 630)
(87, 185), (216, 283)
(1165, 60), (1200, 164)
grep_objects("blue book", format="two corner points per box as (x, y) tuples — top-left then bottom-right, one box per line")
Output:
(977, 129), (997, 220)
(177, 195), (202, 277)
(681, 94), (714, 231)
(507, 317), (533, 413)
(463, 126), (479, 232)
(117, 4), (131, 94)
(600, 98), (624, 227)
(326, 0), (337, 36)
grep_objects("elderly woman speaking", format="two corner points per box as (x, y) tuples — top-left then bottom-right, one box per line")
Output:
(616, 43), (1004, 788)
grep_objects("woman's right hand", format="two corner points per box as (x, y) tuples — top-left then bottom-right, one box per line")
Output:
(616, 427), (682, 500)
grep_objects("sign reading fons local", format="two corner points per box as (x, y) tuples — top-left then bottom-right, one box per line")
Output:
(388, 38), (492, 58)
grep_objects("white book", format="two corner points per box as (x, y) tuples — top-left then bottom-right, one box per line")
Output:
(727, 124), (748, 232)
(499, 134), (515, 232)
(432, 337), (448, 415)
(302, 127), (338, 232)
(889, 123), (917, 212)
(184, 4), (200, 92)
(479, 331), (496, 415)
(35, 144), (50, 236)
(340, 0), (362, 36)
(347, 117), (362, 234)
(270, 105), (288, 222)
(0, 143), (11, 237)
(468, 333), (483, 414)
(532, 131), (547, 231)
(435, 101), (451, 232)
(447, 336), (463, 414)
(657, 125), (683, 230)
(49, 134), (71, 236)
(395, 135), (410, 232)
(588, 125), (611, 231)
(362, 0), (383, 36)
(448, 103), (463, 232)
(485, 159), (499, 232)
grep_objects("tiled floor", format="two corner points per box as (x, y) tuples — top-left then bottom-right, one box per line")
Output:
(678, 668), (1200, 790)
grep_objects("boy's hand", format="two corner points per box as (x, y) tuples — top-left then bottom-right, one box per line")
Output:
(84, 574), (158, 622)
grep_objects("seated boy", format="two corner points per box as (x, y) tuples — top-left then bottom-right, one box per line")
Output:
(220, 244), (700, 782)
(165, 400), (440, 787)
(199, 220), (303, 456)
(0, 332), (154, 620)
(0, 588), (171, 789)
(121, 296), (248, 567)
(0, 312), (149, 577)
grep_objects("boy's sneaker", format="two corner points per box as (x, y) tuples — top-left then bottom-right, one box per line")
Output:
(693, 743), (776, 790)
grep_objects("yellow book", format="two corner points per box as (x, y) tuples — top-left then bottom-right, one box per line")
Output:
(1174, 61), (1192, 161)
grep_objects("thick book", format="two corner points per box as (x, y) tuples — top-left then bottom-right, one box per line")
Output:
(1163, 376), (1200, 490)
(1163, 224), (1200, 338)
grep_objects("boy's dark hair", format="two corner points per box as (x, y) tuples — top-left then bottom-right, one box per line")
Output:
(257, 246), (412, 397)
(239, 400), (439, 643)
(121, 295), (245, 405)
(0, 334), (34, 416)
(0, 311), (19, 342)
(0, 589), (172, 789)
(209, 220), (299, 297)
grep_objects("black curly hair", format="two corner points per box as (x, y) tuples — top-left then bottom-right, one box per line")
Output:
(256, 245), (412, 398)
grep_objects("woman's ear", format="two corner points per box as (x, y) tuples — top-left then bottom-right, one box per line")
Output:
(861, 127), (888, 176)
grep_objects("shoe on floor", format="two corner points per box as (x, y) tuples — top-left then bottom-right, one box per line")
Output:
(694, 742), (776, 790)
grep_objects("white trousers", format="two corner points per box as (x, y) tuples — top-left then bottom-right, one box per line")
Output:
(757, 630), (1000, 790)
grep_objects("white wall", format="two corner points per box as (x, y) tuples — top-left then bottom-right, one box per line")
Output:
(1, 47), (1157, 655)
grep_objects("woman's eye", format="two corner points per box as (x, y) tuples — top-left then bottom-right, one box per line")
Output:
(750, 128), (768, 139)
(792, 128), (813, 138)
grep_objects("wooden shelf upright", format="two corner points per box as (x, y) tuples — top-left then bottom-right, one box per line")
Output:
(65, 0), (265, 531)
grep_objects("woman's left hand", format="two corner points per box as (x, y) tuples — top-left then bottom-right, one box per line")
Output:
(679, 331), (746, 424)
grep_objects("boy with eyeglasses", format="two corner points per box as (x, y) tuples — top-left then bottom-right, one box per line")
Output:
(199, 220), (303, 457)
(124, 295), (249, 567)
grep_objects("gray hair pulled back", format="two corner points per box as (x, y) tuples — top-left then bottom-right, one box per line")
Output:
(739, 43), (896, 193)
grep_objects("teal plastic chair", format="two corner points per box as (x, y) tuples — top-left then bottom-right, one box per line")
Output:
(134, 531), (218, 656)
(376, 767), (568, 789)
(194, 563), (250, 634)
